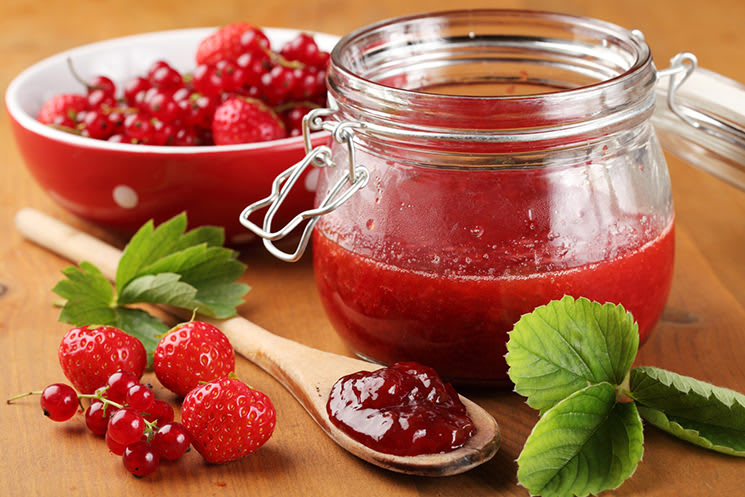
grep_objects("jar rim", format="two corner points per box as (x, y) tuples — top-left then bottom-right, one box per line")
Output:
(327, 9), (657, 146)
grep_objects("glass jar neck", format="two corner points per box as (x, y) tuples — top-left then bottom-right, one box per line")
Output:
(327, 9), (657, 153)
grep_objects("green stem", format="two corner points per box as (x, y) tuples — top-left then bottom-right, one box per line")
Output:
(6, 390), (43, 404)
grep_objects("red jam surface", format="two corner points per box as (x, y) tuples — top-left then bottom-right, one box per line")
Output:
(313, 219), (674, 384)
(326, 362), (475, 456)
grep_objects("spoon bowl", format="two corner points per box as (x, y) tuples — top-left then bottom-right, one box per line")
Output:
(14, 207), (500, 476)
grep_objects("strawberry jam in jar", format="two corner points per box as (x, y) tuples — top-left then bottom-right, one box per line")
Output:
(242, 10), (701, 385)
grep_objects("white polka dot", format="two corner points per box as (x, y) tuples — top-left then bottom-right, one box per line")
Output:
(304, 168), (320, 192)
(112, 185), (138, 209)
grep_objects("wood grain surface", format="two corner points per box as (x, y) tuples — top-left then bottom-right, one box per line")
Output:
(2, 1), (745, 496)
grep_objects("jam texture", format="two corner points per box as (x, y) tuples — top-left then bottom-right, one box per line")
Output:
(326, 362), (475, 456)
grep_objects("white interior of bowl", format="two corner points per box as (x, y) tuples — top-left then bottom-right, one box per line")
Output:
(6, 27), (340, 154)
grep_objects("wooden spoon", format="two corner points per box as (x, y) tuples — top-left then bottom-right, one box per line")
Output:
(14, 207), (500, 476)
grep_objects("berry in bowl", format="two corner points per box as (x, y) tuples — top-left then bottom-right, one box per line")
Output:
(6, 24), (339, 242)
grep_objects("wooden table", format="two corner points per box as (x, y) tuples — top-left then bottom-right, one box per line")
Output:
(2, 1), (745, 495)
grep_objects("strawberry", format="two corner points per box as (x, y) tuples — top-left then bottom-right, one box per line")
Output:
(58, 325), (147, 394)
(211, 96), (286, 145)
(196, 22), (269, 66)
(153, 320), (235, 397)
(181, 378), (276, 463)
(37, 93), (88, 126)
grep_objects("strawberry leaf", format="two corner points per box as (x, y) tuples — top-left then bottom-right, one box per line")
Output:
(114, 307), (169, 365)
(115, 214), (189, 292)
(517, 382), (644, 497)
(629, 366), (745, 456)
(506, 296), (639, 413)
(52, 262), (117, 325)
(117, 273), (199, 309)
(115, 213), (248, 318)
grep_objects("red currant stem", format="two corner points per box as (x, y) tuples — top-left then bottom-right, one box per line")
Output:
(142, 418), (159, 440)
(262, 46), (306, 70)
(47, 124), (83, 136)
(78, 390), (125, 411)
(66, 57), (95, 91)
(6, 390), (43, 404)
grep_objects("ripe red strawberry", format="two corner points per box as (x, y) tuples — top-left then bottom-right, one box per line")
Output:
(153, 320), (235, 397)
(181, 378), (276, 463)
(196, 22), (269, 66)
(58, 325), (147, 394)
(37, 93), (88, 126)
(211, 96), (286, 145)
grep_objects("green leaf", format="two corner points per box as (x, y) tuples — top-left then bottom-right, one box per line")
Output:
(118, 273), (198, 309)
(170, 225), (224, 251)
(114, 214), (248, 318)
(114, 307), (170, 367)
(630, 366), (745, 456)
(517, 382), (644, 497)
(52, 262), (117, 325)
(506, 296), (639, 413)
(115, 214), (189, 292)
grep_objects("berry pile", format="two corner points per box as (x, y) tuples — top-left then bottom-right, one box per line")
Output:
(37, 23), (330, 145)
(8, 321), (276, 478)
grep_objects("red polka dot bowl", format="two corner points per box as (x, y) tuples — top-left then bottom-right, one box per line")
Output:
(6, 27), (339, 243)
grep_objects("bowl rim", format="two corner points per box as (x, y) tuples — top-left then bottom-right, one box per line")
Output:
(5, 26), (340, 155)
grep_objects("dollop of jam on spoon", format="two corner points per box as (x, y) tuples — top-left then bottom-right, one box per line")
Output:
(327, 362), (475, 456)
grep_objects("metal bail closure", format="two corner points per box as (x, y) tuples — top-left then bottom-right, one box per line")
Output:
(238, 108), (370, 262)
(658, 52), (745, 149)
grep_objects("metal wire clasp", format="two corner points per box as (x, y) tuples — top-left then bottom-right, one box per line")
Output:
(238, 108), (369, 262)
(658, 52), (745, 149)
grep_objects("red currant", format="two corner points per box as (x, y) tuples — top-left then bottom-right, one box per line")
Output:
(124, 76), (151, 105)
(124, 113), (153, 143)
(142, 399), (174, 426)
(89, 75), (116, 96)
(178, 93), (216, 129)
(239, 27), (270, 53)
(172, 126), (198, 146)
(105, 371), (140, 404)
(107, 407), (146, 446)
(192, 64), (221, 97)
(123, 441), (160, 477)
(85, 400), (115, 435)
(260, 65), (297, 105)
(143, 89), (182, 123)
(214, 60), (242, 93)
(280, 33), (326, 67)
(152, 422), (192, 460)
(106, 430), (128, 455)
(148, 60), (183, 90)
(150, 119), (178, 146)
(236, 50), (271, 87)
(81, 110), (112, 140)
(125, 384), (154, 411)
(40, 383), (79, 422)
(282, 105), (315, 137)
(87, 88), (116, 110)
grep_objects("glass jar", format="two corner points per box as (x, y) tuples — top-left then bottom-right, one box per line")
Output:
(241, 10), (745, 385)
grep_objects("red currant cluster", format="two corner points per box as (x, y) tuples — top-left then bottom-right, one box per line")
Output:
(37, 23), (330, 146)
(9, 321), (276, 477)
(13, 372), (191, 478)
